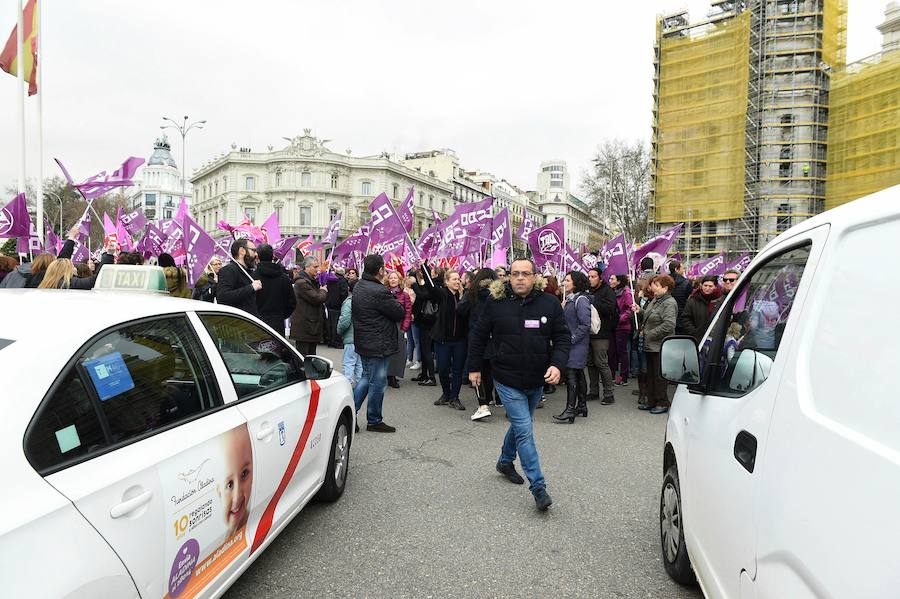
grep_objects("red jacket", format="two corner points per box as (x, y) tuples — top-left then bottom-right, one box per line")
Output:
(391, 286), (413, 332)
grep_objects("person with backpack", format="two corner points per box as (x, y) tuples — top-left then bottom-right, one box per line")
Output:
(553, 271), (592, 423)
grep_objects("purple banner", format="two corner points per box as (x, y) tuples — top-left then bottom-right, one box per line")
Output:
(121, 209), (147, 237)
(631, 223), (683, 270)
(434, 198), (493, 258)
(368, 193), (408, 253)
(687, 253), (727, 279)
(0, 193), (30, 238)
(181, 213), (217, 287)
(56, 156), (145, 201)
(398, 188), (414, 233)
(565, 244), (588, 274)
(528, 218), (565, 270)
(260, 211), (281, 245)
(599, 233), (629, 281)
(516, 209), (536, 242)
(321, 210), (343, 246)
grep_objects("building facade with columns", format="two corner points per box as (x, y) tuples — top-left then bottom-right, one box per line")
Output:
(128, 136), (193, 222)
(534, 160), (607, 251)
(189, 131), (454, 241)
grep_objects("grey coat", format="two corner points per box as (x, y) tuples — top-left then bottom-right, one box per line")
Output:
(642, 292), (678, 352)
(563, 293), (592, 369)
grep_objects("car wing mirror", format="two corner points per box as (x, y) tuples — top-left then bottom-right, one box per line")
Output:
(660, 336), (702, 385)
(304, 355), (333, 380)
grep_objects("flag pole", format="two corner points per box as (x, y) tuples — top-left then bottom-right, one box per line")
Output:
(15, 0), (26, 198)
(34, 0), (42, 243)
(622, 231), (640, 330)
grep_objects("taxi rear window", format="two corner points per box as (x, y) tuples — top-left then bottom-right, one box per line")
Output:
(0, 339), (13, 351)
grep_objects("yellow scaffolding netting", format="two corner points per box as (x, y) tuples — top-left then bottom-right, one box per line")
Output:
(826, 49), (900, 210)
(653, 11), (750, 223)
(822, 0), (848, 70)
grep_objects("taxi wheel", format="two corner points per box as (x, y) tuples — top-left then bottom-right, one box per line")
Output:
(316, 417), (350, 502)
(660, 465), (696, 586)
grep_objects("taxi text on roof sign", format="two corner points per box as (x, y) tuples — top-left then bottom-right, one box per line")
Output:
(95, 265), (168, 293)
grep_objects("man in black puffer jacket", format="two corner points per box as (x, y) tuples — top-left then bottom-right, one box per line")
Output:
(586, 267), (618, 404)
(468, 258), (570, 511)
(351, 254), (404, 433)
(668, 260), (693, 334)
(253, 244), (297, 336)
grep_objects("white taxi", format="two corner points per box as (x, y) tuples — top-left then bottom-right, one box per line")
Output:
(0, 266), (355, 598)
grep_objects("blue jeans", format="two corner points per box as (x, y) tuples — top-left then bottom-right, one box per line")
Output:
(353, 356), (389, 425)
(434, 339), (466, 401)
(342, 344), (363, 387)
(495, 381), (545, 494)
(406, 324), (421, 363)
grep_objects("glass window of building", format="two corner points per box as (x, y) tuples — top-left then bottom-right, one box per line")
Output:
(275, 171), (282, 187)
(361, 181), (372, 196)
(301, 172), (311, 187)
(393, 184), (399, 199)
(245, 207), (256, 222)
(329, 207), (338, 221)
(300, 206), (311, 226)
(245, 176), (255, 191)
(144, 193), (156, 206)
(429, 195), (433, 209)
(331, 174), (339, 189)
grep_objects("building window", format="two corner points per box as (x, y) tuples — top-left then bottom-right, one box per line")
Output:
(301, 172), (311, 187)
(144, 193), (157, 207)
(214, 181), (218, 195)
(245, 176), (255, 191)
(777, 204), (792, 232)
(442, 199), (447, 213)
(165, 195), (174, 208)
(275, 171), (282, 187)
(329, 207), (338, 221)
(429, 195), (434, 209)
(299, 206), (311, 226)
(361, 181), (372, 196)
(706, 223), (717, 250)
(245, 207), (256, 222)
(393, 184), (399, 199)
(331, 174), (339, 189)
(550, 180), (563, 188)
(164, 210), (173, 219)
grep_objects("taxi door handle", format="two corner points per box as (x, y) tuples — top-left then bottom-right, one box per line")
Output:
(110, 490), (153, 519)
(256, 425), (275, 441)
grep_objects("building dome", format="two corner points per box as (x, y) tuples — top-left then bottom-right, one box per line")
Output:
(148, 135), (178, 168)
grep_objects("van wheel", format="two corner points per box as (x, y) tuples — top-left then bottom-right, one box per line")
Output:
(315, 418), (350, 502)
(660, 465), (696, 586)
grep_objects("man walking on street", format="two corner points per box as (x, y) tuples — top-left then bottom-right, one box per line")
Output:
(217, 238), (262, 318)
(468, 258), (570, 510)
(290, 256), (328, 356)
(352, 254), (405, 433)
(254, 243), (296, 336)
(586, 267), (618, 404)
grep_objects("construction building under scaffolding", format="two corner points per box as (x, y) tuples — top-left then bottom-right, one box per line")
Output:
(650, 0), (848, 259)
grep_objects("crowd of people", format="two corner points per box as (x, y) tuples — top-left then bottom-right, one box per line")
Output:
(0, 233), (743, 511)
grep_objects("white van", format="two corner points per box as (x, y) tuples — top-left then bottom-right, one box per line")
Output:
(656, 186), (900, 599)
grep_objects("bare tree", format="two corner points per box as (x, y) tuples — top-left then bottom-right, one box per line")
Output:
(581, 139), (651, 243)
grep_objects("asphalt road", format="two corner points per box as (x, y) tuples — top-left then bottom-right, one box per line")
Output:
(225, 347), (703, 599)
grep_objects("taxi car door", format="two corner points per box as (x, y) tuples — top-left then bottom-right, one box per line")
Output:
(675, 231), (824, 597)
(31, 315), (253, 599)
(196, 313), (325, 555)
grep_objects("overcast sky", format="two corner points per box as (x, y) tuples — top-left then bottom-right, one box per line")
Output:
(0, 1), (887, 197)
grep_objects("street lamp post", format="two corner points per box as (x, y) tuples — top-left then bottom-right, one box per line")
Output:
(161, 115), (206, 208)
(45, 191), (63, 236)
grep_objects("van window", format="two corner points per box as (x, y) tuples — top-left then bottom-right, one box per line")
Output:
(701, 244), (811, 396)
(200, 314), (303, 399)
(809, 220), (900, 452)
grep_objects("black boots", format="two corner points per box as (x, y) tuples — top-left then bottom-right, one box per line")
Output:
(554, 369), (587, 423)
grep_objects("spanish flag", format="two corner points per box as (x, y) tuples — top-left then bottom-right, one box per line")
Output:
(0, 0), (38, 95)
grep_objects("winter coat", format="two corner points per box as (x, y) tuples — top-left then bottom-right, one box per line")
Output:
(336, 296), (355, 346)
(0, 263), (32, 288)
(671, 273), (693, 333)
(325, 275), (350, 309)
(192, 272), (217, 302)
(419, 271), (467, 343)
(289, 271), (327, 342)
(641, 292), (678, 352)
(457, 283), (495, 364)
(563, 292), (592, 369)
(217, 261), (260, 317)
(351, 273), (405, 357)
(614, 286), (635, 332)
(681, 287), (723, 343)
(467, 278), (571, 390)
(255, 261), (297, 334)
(163, 267), (192, 298)
(589, 282), (617, 340)
(389, 286), (413, 332)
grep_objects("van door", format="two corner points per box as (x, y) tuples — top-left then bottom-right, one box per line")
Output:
(676, 227), (826, 597)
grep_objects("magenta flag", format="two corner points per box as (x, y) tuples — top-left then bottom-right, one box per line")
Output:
(368, 193), (407, 252)
(213, 235), (232, 261)
(121, 209), (147, 236)
(332, 229), (369, 260)
(321, 210), (343, 245)
(434, 198), (493, 258)
(725, 252), (753, 273)
(565, 244), (588, 274)
(516, 209), (536, 242)
(431, 208), (442, 227)
(631, 224), (683, 270)
(181, 213), (217, 287)
(71, 241), (89, 263)
(398, 188), (415, 233)
(175, 197), (189, 221)
(260, 211), (282, 244)
(16, 219), (43, 255)
(274, 236), (300, 260)
(599, 233), (629, 281)
(416, 223), (440, 261)
(76, 209), (92, 240)
(46, 227), (61, 254)
(102, 212), (116, 236)
(489, 208), (511, 268)
(528, 218), (565, 270)
(55, 156), (145, 201)
(687, 253), (727, 279)
(0, 193), (30, 237)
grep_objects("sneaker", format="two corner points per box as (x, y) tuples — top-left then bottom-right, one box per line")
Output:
(471, 405), (491, 420)
(433, 394), (448, 405)
(409, 361), (421, 370)
(638, 403), (653, 411)
(496, 461), (525, 485)
(366, 422), (396, 433)
(601, 396), (615, 405)
(533, 488), (553, 511)
(418, 379), (437, 387)
(649, 406), (669, 415)
(448, 398), (465, 411)
(405, 360), (413, 369)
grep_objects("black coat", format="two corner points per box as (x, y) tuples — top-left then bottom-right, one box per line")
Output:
(289, 271), (327, 342)
(457, 285), (493, 362)
(255, 262), (297, 333)
(192, 272), (217, 302)
(589, 282), (618, 340)
(325, 275), (349, 309)
(468, 282), (571, 390)
(671, 273), (693, 333)
(217, 261), (260, 317)
(351, 273), (405, 357)
(418, 271), (467, 343)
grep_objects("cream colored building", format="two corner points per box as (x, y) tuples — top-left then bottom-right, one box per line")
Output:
(128, 136), (193, 223)
(189, 131), (454, 241)
(534, 160), (607, 251)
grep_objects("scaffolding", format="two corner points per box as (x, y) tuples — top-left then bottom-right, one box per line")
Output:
(653, 11), (751, 224)
(826, 49), (900, 209)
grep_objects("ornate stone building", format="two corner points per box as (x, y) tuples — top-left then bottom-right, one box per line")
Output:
(128, 136), (193, 223)
(189, 130), (454, 240)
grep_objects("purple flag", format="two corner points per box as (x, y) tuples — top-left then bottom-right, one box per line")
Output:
(431, 208), (442, 227)
(333, 229), (370, 261)
(631, 224), (683, 270)
(16, 219), (43, 255)
(725, 252), (753, 273)
(102, 212), (116, 236)
(0, 193), (30, 237)
(121, 209), (147, 236)
(565, 244), (588, 274)
(489, 208), (511, 268)
(416, 223), (440, 261)
(516, 209), (536, 242)
(181, 213), (217, 287)
(321, 210), (343, 246)
(434, 198), (494, 258)
(274, 236), (300, 260)
(175, 197), (189, 221)
(398, 188), (415, 233)
(214, 235), (232, 261)
(55, 156), (145, 201)
(368, 193), (408, 256)
(687, 253), (727, 279)
(46, 227), (61, 254)
(599, 234), (629, 281)
(260, 211), (282, 245)
(528, 218), (565, 270)
(71, 241), (89, 263)
(77, 209), (92, 240)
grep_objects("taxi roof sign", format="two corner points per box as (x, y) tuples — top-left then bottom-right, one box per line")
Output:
(94, 265), (168, 293)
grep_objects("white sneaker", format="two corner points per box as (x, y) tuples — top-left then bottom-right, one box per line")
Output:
(409, 361), (421, 370)
(471, 405), (491, 421)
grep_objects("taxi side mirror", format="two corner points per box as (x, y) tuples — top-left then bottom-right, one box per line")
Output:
(304, 355), (333, 380)
(660, 336), (702, 385)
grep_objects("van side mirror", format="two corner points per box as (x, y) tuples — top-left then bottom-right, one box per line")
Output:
(304, 355), (333, 380)
(660, 336), (702, 385)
